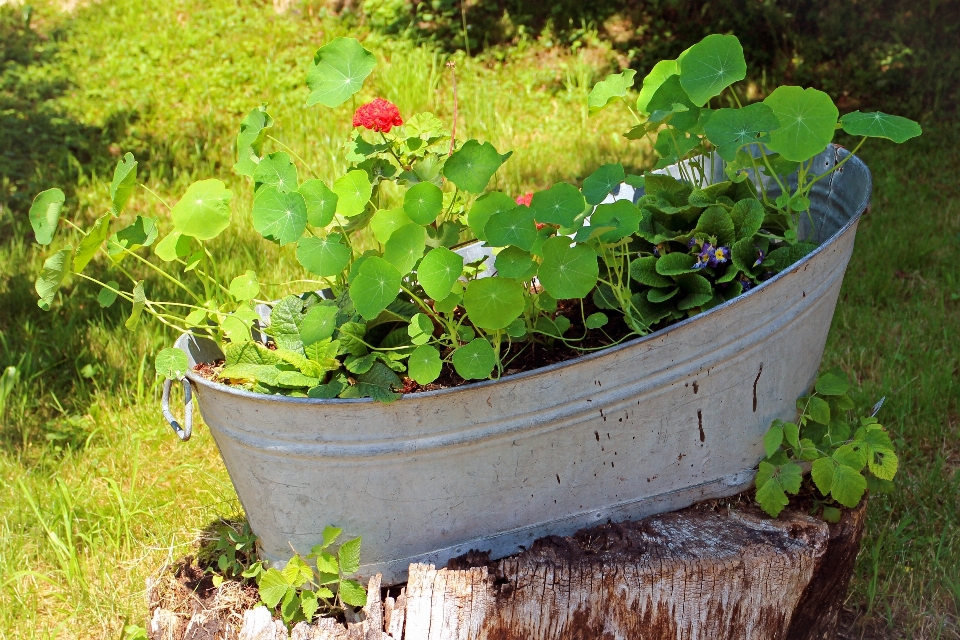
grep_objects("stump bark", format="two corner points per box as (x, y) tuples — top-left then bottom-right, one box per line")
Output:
(148, 499), (867, 640)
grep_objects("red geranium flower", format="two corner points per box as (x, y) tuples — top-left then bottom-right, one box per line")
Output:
(352, 98), (403, 133)
(515, 192), (533, 207)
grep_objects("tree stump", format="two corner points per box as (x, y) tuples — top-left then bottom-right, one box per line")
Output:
(148, 499), (867, 640)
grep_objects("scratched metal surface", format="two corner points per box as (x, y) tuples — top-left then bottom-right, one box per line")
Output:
(177, 145), (871, 585)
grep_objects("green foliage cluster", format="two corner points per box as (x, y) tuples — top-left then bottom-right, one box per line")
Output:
(755, 371), (899, 520)
(27, 33), (918, 402)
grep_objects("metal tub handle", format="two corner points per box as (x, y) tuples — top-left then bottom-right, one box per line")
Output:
(162, 378), (193, 441)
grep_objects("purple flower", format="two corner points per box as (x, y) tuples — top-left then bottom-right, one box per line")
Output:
(710, 246), (731, 267)
(753, 246), (765, 268)
(739, 274), (755, 291)
(687, 237), (700, 249)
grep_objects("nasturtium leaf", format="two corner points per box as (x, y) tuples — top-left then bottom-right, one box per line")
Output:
(417, 246), (464, 300)
(678, 34), (747, 106)
(839, 111), (922, 143)
(107, 216), (158, 260)
(434, 291), (461, 314)
(443, 140), (504, 194)
(408, 344), (443, 385)
(484, 206), (537, 251)
(585, 312), (608, 329)
(230, 270), (260, 301)
(467, 192), (516, 242)
(97, 281), (119, 308)
(463, 277), (525, 330)
(125, 280), (146, 330)
(110, 153), (138, 214)
(252, 186), (308, 246)
(403, 181), (443, 225)
(407, 313), (433, 345)
(333, 170), (372, 217)
(529, 183), (586, 227)
(425, 221), (462, 248)
(815, 372), (849, 396)
(221, 313), (254, 342)
(383, 223), (426, 276)
(703, 103), (781, 160)
(29, 188), (64, 246)
(171, 179), (233, 241)
(296, 234), (351, 277)
(156, 348), (189, 379)
(729, 199), (764, 240)
(636, 59), (678, 115)
(351, 257), (401, 321)
(74, 213), (111, 272)
(35, 246), (73, 310)
(254, 152), (299, 194)
(234, 104), (273, 177)
(370, 208), (412, 244)
(647, 75), (699, 131)
(587, 69), (636, 116)
(452, 338), (496, 380)
(629, 256), (674, 288)
(655, 252), (697, 276)
(299, 179), (339, 228)
(589, 199), (643, 242)
(155, 231), (192, 262)
(763, 86), (839, 162)
(830, 463), (867, 508)
(494, 246), (536, 280)
(653, 130), (699, 167)
(301, 305), (338, 346)
(338, 579), (368, 607)
(538, 237), (599, 300)
(306, 37), (377, 108)
(582, 163), (626, 205)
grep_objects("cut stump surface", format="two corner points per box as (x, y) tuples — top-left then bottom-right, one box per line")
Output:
(148, 498), (867, 640)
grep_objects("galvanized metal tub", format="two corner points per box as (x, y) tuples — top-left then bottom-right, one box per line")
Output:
(175, 145), (871, 585)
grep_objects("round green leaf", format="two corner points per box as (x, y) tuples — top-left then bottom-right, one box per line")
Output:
(296, 234), (351, 277)
(155, 231), (192, 263)
(156, 348), (189, 379)
(301, 305), (338, 345)
(530, 183), (586, 227)
(98, 281), (119, 308)
(452, 338), (496, 380)
(306, 37), (377, 108)
(679, 34), (747, 107)
(587, 69), (636, 116)
(764, 86), (839, 162)
(585, 312), (608, 329)
(230, 270), (260, 301)
(646, 75), (700, 131)
(839, 111), (922, 143)
(589, 199), (643, 242)
(538, 237), (599, 300)
(581, 164), (626, 206)
(35, 246), (73, 310)
(494, 246), (536, 280)
(703, 103), (781, 160)
(333, 170), (372, 218)
(29, 188), (65, 246)
(417, 246), (464, 300)
(171, 179), (233, 241)
(636, 59), (678, 115)
(254, 152), (298, 193)
(467, 192), (516, 241)
(351, 256), (402, 320)
(383, 223), (426, 276)
(408, 344), (443, 385)
(371, 208), (413, 244)
(110, 153), (138, 214)
(299, 179), (338, 228)
(443, 140), (504, 194)
(403, 182), (443, 225)
(252, 186), (307, 246)
(463, 277), (525, 330)
(484, 206), (537, 251)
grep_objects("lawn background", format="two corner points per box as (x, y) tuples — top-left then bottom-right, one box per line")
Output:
(0, 1), (957, 638)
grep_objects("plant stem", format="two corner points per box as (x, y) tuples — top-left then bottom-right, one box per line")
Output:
(139, 183), (173, 210)
(266, 135), (321, 179)
(446, 61), (458, 156)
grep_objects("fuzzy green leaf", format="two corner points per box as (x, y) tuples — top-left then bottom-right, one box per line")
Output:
(655, 252), (697, 276)
(270, 295), (305, 353)
(306, 38), (376, 108)
(729, 199), (764, 240)
(629, 256), (673, 287)
(694, 206), (735, 246)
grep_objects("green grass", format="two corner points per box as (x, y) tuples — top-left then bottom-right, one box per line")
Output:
(0, 1), (957, 638)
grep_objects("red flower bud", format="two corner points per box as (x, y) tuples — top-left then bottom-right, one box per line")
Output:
(352, 98), (403, 133)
